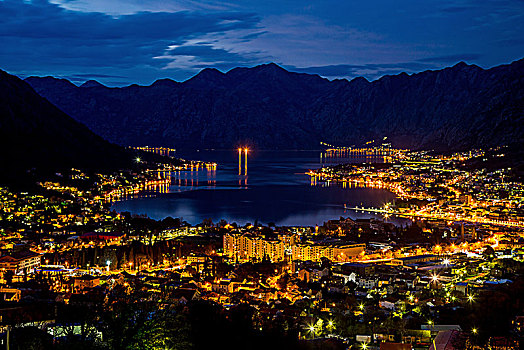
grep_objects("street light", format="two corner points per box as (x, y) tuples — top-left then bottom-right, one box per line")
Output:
(306, 323), (317, 339)
(472, 327), (478, 334)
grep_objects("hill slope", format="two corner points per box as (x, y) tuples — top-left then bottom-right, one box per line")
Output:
(25, 59), (524, 150)
(0, 69), (134, 183)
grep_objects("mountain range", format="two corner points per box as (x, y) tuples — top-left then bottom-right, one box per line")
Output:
(22, 59), (524, 151)
(0, 69), (135, 184)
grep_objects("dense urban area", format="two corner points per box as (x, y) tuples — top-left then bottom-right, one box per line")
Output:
(0, 147), (523, 350)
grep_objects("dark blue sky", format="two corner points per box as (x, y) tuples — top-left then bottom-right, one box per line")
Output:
(1, 0), (523, 86)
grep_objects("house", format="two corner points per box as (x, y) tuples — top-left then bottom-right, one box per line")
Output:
(333, 271), (356, 285)
(429, 330), (462, 350)
(342, 262), (375, 276)
(172, 288), (200, 304)
(211, 279), (231, 293)
(379, 297), (399, 310)
(454, 282), (468, 295)
(390, 255), (439, 266)
(80, 231), (125, 243)
(358, 277), (377, 289)
(74, 275), (100, 291)
(298, 267), (329, 283)
(0, 251), (41, 274)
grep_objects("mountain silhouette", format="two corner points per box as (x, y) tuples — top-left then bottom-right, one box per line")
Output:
(25, 59), (524, 151)
(0, 69), (135, 183)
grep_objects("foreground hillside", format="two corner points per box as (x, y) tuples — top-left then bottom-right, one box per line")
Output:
(0, 69), (134, 183)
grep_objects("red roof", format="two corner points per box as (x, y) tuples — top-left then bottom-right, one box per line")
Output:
(80, 232), (125, 240)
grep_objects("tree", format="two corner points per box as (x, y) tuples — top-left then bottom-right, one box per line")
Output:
(128, 310), (192, 350)
(483, 246), (496, 261)
(201, 218), (214, 228)
(53, 302), (104, 349)
(276, 273), (290, 290)
(10, 326), (53, 350)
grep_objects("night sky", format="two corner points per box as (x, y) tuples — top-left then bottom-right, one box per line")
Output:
(1, 0), (523, 86)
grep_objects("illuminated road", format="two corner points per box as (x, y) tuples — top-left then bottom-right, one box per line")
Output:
(348, 206), (524, 229)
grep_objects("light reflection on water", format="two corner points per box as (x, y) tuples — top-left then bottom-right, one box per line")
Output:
(111, 150), (406, 226)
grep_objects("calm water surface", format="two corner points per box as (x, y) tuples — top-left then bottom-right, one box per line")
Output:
(111, 150), (401, 226)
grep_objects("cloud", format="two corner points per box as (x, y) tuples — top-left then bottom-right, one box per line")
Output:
(52, 0), (241, 15)
(1, 0), (522, 85)
(440, 6), (473, 13)
(240, 31), (268, 41)
(416, 53), (483, 63)
(288, 61), (439, 80)
(0, 0), (261, 83)
(70, 73), (129, 79)
(155, 43), (261, 70)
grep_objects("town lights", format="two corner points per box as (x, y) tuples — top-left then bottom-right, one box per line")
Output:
(135, 157), (141, 163)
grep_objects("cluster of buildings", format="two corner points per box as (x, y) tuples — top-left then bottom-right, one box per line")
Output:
(0, 147), (523, 349)
(223, 231), (366, 263)
(309, 147), (524, 228)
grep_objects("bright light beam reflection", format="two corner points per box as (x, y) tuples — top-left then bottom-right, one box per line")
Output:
(244, 148), (248, 176)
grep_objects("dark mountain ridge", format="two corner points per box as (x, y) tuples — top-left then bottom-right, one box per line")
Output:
(24, 59), (524, 150)
(0, 69), (135, 184)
